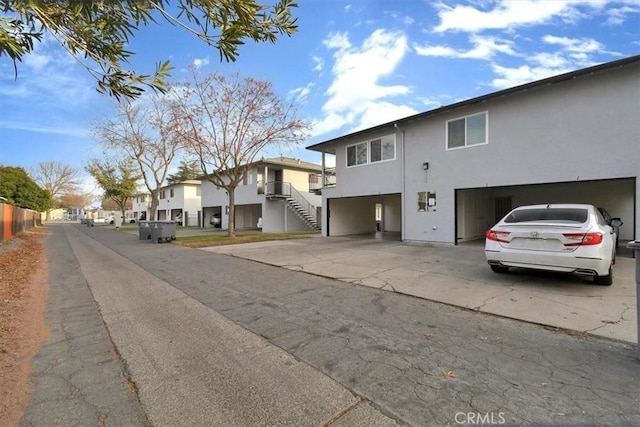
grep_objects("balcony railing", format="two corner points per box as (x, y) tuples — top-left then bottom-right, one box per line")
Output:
(265, 181), (291, 197)
(309, 172), (336, 191)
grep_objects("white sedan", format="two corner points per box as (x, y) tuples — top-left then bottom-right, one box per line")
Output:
(485, 204), (617, 285)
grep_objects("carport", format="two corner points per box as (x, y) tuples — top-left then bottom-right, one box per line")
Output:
(202, 206), (222, 228)
(455, 177), (636, 243)
(234, 203), (262, 230)
(326, 193), (401, 236)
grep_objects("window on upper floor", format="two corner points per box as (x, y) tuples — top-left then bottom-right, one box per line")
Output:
(446, 111), (487, 150)
(347, 142), (367, 167)
(346, 134), (395, 168)
(170, 188), (174, 198)
(370, 135), (395, 163)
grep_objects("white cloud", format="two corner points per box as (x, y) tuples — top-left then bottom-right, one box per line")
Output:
(489, 63), (574, 89)
(488, 33), (607, 89)
(323, 32), (352, 50)
(432, 0), (612, 33)
(193, 57), (210, 68)
(606, 3), (640, 25)
(542, 35), (604, 54)
(312, 55), (324, 72)
(0, 120), (90, 137)
(414, 35), (517, 59)
(313, 29), (416, 136)
(288, 82), (314, 102)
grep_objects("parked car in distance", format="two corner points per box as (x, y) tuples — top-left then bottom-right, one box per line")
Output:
(175, 213), (183, 225)
(597, 207), (623, 247)
(485, 204), (616, 285)
(209, 213), (221, 228)
(109, 216), (136, 224)
(94, 217), (107, 223)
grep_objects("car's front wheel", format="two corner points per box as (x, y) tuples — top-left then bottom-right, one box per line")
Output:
(594, 265), (613, 286)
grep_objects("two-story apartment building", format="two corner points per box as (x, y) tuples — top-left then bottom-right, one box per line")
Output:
(307, 56), (639, 245)
(132, 180), (202, 225)
(132, 193), (150, 220)
(200, 157), (322, 232)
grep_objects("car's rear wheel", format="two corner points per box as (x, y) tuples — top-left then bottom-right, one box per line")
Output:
(594, 265), (613, 286)
(490, 264), (509, 274)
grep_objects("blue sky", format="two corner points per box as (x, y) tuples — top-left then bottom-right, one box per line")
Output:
(1, 0), (638, 197)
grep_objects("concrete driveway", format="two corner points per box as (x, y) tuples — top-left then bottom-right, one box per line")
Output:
(201, 235), (637, 344)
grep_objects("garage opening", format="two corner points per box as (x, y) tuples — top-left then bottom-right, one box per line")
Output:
(327, 193), (401, 237)
(455, 177), (636, 244)
(234, 203), (262, 230)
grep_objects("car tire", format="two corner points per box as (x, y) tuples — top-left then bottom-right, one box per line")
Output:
(490, 264), (509, 274)
(594, 265), (613, 286)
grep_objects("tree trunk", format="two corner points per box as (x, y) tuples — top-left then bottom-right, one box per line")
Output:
(227, 187), (235, 237)
(150, 190), (159, 220)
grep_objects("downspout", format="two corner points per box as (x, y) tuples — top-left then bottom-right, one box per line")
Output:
(395, 123), (405, 241)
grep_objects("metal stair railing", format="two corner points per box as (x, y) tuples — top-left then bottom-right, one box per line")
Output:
(287, 185), (319, 229)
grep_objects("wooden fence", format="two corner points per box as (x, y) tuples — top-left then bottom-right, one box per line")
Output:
(0, 202), (42, 242)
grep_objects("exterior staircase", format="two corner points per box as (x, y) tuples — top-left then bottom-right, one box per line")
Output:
(285, 196), (319, 230)
(265, 181), (320, 231)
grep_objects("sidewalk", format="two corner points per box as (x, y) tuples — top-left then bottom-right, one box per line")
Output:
(200, 235), (638, 344)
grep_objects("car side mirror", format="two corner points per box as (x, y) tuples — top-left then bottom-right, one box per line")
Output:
(611, 218), (623, 227)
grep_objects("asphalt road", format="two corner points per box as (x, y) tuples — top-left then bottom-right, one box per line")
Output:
(22, 224), (640, 426)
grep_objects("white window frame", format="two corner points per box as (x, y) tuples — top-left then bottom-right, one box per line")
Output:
(445, 111), (488, 151)
(346, 141), (368, 168)
(370, 135), (396, 163)
(346, 134), (396, 168)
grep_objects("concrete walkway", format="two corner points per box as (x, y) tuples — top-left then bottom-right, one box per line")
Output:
(201, 235), (638, 344)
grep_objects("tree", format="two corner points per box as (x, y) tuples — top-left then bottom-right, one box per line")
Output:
(101, 197), (132, 212)
(86, 159), (139, 226)
(1, 0), (298, 100)
(30, 161), (81, 220)
(58, 193), (94, 210)
(167, 160), (200, 184)
(171, 70), (308, 236)
(93, 96), (182, 220)
(0, 166), (52, 212)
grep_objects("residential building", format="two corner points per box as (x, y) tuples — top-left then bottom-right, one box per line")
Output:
(132, 193), (150, 220)
(200, 157), (322, 232)
(157, 180), (201, 226)
(133, 180), (202, 226)
(307, 55), (639, 244)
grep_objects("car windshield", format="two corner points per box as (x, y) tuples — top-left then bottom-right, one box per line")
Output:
(504, 208), (588, 224)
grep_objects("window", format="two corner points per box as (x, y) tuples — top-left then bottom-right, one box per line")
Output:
(170, 189), (174, 197)
(446, 112), (487, 150)
(370, 136), (395, 163)
(160, 190), (166, 199)
(346, 135), (395, 167)
(346, 142), (367, 167)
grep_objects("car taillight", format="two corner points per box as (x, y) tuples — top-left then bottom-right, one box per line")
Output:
(486, 229), (510, 243)
(563, 232), (604, 246)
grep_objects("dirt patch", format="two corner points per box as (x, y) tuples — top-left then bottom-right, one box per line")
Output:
(0, 230), (50, 425)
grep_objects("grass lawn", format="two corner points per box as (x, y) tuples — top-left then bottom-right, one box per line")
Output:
(174, 231), (319, 248)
